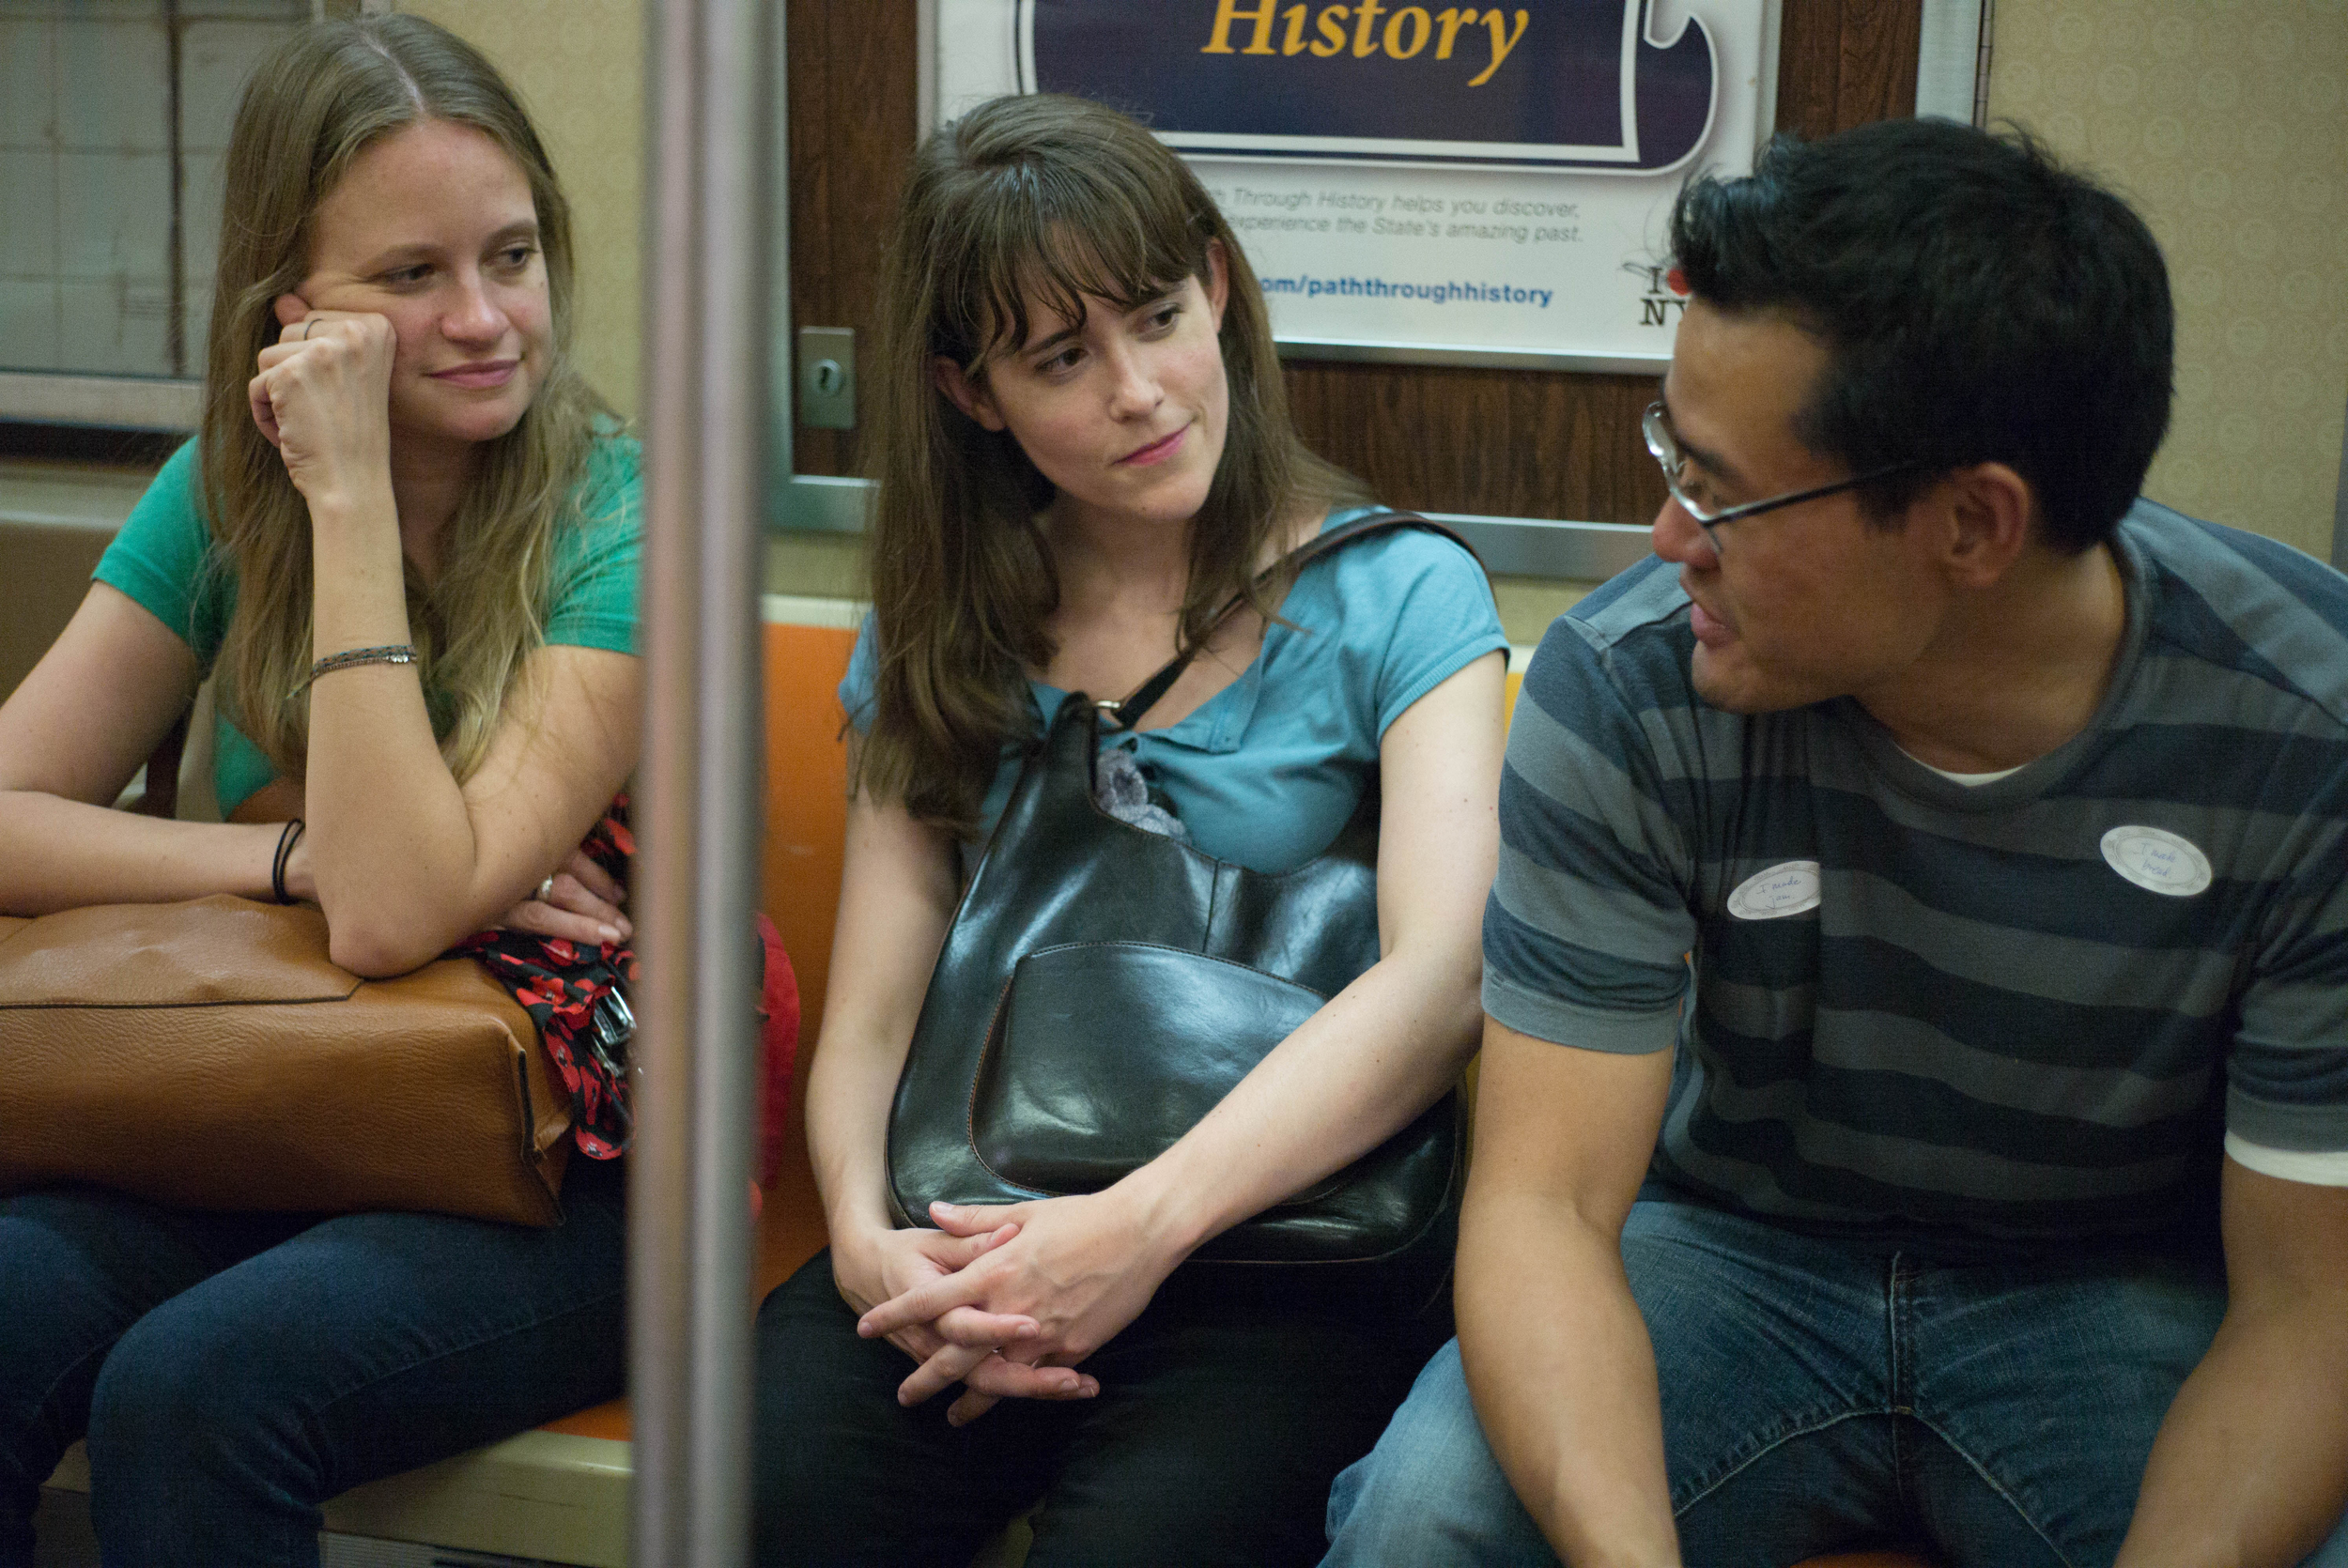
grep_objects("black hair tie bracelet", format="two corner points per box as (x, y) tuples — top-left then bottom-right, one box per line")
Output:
(272, 818), (306, 905)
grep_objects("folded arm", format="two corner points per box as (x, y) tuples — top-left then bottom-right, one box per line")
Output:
(295, 623), (640, 976)
(1456, 1016), (1680, 1568)
(0, 572), (640, 975)
(2116, 1157), (2348, 1568)
(0, 583), (292, 914)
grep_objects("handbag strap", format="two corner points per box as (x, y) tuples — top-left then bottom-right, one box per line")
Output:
(1102, 510), (1481, 731)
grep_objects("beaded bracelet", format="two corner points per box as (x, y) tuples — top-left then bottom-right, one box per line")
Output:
(289, 643), (417, 698)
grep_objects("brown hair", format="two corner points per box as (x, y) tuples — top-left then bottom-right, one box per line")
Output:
(200, 14), (604, 785)
(855, 93), (1366, 836)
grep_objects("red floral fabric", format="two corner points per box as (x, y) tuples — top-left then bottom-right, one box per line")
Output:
(450, 795), (800, 1180)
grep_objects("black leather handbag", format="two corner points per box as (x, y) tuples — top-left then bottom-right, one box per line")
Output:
(885, 513), (1472, 1305)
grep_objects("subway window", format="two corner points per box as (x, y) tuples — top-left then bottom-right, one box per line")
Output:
(0, 0), (307, 380)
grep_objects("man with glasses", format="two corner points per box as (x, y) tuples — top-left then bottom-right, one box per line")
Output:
(1321, 118), (2348, 1567)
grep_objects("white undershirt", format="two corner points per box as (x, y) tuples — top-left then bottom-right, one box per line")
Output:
(1897, 746), (2025, 787)
(2224, 1134), (2348, 1187)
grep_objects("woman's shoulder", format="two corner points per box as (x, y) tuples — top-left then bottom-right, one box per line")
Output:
(542, 425), (645, 648)
(95, 438), (231, 657)
(124, 438), (209, 535)
(1283, 503), (1503, 671)
(550, 425), (643, 566)
(572, 423), (643, 530)
(1303, 505), (1491, 607)
(1274, 506), (1504, 732)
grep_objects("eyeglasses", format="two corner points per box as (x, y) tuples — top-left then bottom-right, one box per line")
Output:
(1642, 402), (1920, 551)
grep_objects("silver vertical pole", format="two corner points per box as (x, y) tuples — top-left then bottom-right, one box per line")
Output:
(632, 0), (770, 1559)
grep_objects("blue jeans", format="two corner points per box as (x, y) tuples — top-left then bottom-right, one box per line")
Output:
(1323, 1195), (2348, 1568)
(0, 1159), (626, 1568)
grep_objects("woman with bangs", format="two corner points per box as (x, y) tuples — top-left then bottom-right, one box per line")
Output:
(0, 17), (635, 1562)
(752, 94), (1506, 1566)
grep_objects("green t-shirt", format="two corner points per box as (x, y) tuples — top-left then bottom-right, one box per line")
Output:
(94, 431), (643, 817)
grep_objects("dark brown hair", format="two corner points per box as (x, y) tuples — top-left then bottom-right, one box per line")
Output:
(855, 93), (1364, 835)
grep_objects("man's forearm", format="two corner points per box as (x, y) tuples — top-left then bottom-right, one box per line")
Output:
(1456, 1189), (1680, 1568)
(2117, 1302), (2348, 1568)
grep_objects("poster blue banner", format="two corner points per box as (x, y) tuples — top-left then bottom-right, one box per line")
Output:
(1017, 0), (1717, 170)
(938, 0), (1773, 363)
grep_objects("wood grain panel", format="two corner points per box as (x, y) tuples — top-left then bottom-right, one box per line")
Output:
(1777, 0), (1925, 139)
(786, 0), (919, 476)
(785, 0), (1925, 527)
(1773, 0), (1851, 140)
(1284, 362), (1668, 524)
(1832, 0), (1923, 131)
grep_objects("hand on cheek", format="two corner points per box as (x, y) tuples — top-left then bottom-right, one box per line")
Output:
(247, 292), (396, 509)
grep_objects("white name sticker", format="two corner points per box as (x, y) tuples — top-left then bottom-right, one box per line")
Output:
(1727, 860), (1823, 920)
(2100, 825), (2214, 898)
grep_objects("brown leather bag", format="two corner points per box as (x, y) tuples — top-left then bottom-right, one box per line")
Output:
(0, 895), (572, 1226)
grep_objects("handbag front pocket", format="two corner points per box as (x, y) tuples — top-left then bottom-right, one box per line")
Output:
(970, 941), (1338, 1203)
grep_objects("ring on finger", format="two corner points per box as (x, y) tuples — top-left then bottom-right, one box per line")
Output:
(535, 875), (556, 902)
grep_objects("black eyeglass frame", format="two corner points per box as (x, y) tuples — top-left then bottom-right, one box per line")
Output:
(1642, 401), (1923, 549)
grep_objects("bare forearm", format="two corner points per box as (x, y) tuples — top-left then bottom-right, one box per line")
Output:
(809, 792), (961, 1260)
(298, 490), (492, 962)
(2118, 1306), (2348, 1568)
(805, 1023), (917, 1249)
(301, 666), (486, 961)
(0, 792), (285, 914)
(1121, 941), (1480, 1255)
(1457, 1190), (1679, 1568)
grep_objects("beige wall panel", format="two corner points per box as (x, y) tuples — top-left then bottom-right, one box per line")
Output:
(763, 531), (864, 601)
(1988, 0), (2348, 560)
(396, 0), (645, 423)
(1491, 578), (1593, 645)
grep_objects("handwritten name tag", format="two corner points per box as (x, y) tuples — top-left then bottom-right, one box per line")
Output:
(1727, 860), (1822, 920)
(2100, 825), (2213, 898)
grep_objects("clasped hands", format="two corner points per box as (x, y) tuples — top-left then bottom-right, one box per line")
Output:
(847, 1189), (1182, 1427)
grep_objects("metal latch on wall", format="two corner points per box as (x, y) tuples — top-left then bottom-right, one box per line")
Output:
(796, 326), (856, 429)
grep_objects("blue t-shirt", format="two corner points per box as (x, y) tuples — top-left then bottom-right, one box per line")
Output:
(94, 432), (642, 816)
(841, 510), (1506, 874)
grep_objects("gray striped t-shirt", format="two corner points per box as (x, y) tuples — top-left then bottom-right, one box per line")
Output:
(1485, 500), (2348, 1237)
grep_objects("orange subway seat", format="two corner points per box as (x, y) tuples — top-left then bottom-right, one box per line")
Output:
(538, 618), (859, 1447)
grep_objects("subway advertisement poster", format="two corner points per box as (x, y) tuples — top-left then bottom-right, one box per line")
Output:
(935, 0), (1777, 366)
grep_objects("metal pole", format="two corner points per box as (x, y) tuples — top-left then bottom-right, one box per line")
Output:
(632, 0), (770, 1558)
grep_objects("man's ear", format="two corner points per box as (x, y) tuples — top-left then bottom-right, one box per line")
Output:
(931, 356), (1005, 432)
(1932, 462), (2035, 589)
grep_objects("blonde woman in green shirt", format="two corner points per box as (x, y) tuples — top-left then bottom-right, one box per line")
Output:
(0, 18), (639, 1564)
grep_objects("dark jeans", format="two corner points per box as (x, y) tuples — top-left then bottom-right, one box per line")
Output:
(752, 1247), (1448, 1568)
(0, 1158), (626, 1568)
(1321, 1195), (2348, 1568)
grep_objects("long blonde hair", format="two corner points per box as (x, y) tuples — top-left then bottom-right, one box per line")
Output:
(857, 93), (1365, 835)
(200, 14), (603, 785)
